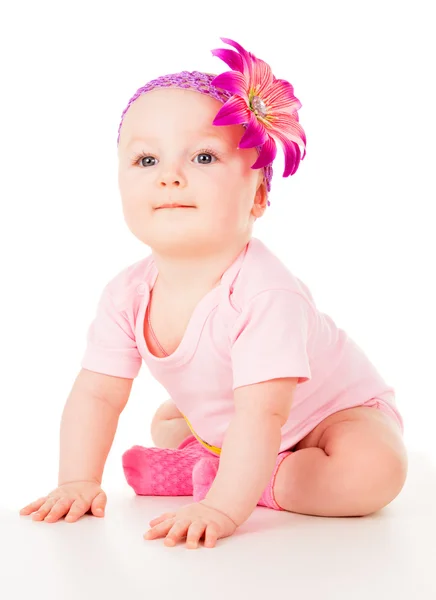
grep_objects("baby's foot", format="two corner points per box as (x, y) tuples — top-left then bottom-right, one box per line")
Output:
(192, 455), (220, 502)
(122, 436), (210, 496)
(192, 451), (293, 510)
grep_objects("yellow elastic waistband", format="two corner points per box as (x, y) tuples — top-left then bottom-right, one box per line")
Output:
(182, 414), (221, 456)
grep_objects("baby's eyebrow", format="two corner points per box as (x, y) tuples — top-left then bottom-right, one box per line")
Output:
(196, 134), (232, 149)
(125, 135), (156, 148)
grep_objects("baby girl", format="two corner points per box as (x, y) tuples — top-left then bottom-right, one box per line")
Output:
(20, 37), (408, 549)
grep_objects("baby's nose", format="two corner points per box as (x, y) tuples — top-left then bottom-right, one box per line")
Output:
(160, 179), (181, 186)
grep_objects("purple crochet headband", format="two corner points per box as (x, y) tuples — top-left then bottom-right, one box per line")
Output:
(116, 71), (274, 196)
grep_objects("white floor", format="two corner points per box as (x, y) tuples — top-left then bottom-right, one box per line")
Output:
(2, 451), (435, 600)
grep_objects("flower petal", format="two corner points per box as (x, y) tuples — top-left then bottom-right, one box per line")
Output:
(250, 56), (274, 98)
(238, 112), (268, 148)
(211, 71), (247, 98)
(268, 112), (307, 158)
(271, 129), (302, 177)
(211, 48), (244, 73)
(263, 78), (302, 113)
(213, 95), (250, 126)
(251, 135), (277, 169)
(219, 37), (252, 80)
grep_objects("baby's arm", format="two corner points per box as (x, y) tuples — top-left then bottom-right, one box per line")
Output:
(58, 368), (133, 485)
(202, 377), (298, 526)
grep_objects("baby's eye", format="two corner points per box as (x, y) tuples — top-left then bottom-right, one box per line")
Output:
(139, 156), (157, 167)
(193, 152), (217, 164)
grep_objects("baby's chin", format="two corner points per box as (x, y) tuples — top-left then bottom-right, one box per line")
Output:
(142, 225), (229, 256)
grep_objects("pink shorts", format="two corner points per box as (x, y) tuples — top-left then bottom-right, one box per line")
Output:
(288, 390), (404, 452)
(359, 390), (404, 434)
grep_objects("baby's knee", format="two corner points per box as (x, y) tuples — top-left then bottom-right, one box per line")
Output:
(151, 399), (190, 448)
(153, 398), (183, 422)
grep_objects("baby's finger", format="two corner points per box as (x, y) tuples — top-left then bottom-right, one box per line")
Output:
(185, 520), (207, 549)
(164, 519), (192, 547)
(144, 518), (176, 540)
(19, 497), (47, 515)
(44, 498), (74, 522)
(64, 498), (90, 522)
(31, 497), (58, 521)
(149, 512), (176, 527)
(204, 522), (220, 548)
(90, 492), (107, 517)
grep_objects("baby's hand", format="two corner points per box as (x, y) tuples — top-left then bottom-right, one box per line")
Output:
(19, 481), (107, 523)
(144, 501), (238, 549)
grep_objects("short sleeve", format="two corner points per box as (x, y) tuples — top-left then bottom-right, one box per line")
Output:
(230, 290), (312, 390)
(80, 283), (142, 379)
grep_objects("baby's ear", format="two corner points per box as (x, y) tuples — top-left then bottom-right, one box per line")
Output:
(253, 179), (268, 218)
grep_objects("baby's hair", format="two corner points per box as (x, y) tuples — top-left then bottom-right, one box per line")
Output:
(116, 70), (274, 198)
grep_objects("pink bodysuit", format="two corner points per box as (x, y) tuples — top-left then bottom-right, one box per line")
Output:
(80, 237), (404, 453)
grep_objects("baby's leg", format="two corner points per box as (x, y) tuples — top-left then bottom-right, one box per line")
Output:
(273, 406), (408, 516)
(151, 398), (192, 448)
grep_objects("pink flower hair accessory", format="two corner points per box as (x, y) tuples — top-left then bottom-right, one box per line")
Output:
(211, 37), (307, 178)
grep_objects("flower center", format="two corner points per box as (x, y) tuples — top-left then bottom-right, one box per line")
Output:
(251, 95), (267, 117)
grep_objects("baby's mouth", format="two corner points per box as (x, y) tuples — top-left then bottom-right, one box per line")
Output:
(156, 204), (196, 210)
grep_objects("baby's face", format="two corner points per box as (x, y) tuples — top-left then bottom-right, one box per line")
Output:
(117, 88), (266, 256)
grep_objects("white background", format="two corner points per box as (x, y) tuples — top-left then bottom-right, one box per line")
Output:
(1, 0), (434, 512)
